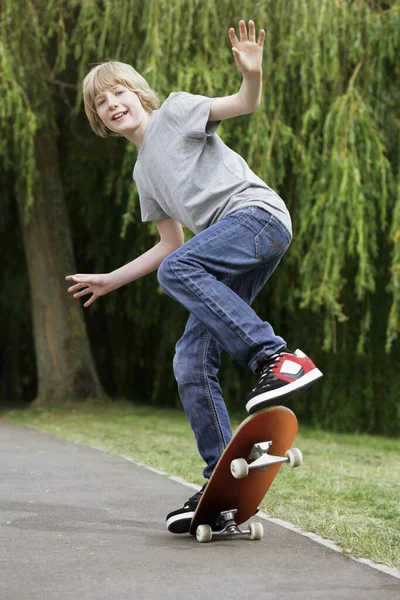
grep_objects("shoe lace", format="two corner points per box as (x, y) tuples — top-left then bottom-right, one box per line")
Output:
(251, 353), (283, 391)
(184, 484), (207, 508)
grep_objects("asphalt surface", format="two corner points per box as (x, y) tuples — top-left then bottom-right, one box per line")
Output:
(0, 422), (399, 600)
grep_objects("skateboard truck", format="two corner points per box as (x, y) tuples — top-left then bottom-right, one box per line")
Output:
(196, 509), (264, 543)
(230, 442), (303, 479)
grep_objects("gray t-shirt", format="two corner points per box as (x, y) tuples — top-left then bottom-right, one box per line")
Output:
(133, 92), (292, 236)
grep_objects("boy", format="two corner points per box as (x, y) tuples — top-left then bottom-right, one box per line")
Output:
(66, 20), (322, 534)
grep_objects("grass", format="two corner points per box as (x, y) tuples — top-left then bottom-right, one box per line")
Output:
(3, 399), (400, 570)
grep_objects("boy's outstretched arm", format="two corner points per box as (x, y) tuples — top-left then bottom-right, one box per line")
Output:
(65, 218), (184, 308)
(209, 19), (265, 121)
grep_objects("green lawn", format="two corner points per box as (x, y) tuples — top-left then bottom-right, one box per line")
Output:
(4, 400), (400, 569)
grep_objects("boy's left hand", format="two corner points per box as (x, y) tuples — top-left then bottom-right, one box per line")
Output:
(229, 20), (265, 76)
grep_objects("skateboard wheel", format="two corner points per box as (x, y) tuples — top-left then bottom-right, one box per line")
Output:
(196, 524), (213, 543)
(230, 458), (249, 479)
(285, 447), (303, 468)
(249, 522), (264, 540)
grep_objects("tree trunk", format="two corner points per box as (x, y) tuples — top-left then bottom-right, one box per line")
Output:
(16, 135), (104, 405)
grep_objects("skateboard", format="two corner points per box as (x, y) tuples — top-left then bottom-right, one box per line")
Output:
(189, 406), (303, 543)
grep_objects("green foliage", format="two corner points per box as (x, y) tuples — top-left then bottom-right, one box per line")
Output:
(0, 0), (399, 432)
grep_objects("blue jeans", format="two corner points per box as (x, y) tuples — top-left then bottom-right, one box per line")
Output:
(157, 206), (291, 478)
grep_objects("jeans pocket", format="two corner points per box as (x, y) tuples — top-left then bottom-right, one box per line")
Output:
(254, 217), (291, 263)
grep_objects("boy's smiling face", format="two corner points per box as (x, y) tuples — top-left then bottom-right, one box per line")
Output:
(95, 85), (149, 144)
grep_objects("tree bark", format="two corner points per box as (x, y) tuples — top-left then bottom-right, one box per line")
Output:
(16, 135), (104, 405)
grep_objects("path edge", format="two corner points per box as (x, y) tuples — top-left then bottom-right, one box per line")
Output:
(103, 447), (400, 581)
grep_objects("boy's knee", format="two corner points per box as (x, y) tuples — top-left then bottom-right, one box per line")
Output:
(172, 350), (186, 382)
(157, 254), (175, 290)
(173, 347), (199, 384)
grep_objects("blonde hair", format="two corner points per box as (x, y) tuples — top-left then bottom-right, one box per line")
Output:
(83, 60), (160, 137)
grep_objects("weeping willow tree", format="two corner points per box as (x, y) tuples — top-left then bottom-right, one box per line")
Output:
(0, 0), (399, 431)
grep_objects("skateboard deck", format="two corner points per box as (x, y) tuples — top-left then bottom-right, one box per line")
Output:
(190, 406), (301, 542)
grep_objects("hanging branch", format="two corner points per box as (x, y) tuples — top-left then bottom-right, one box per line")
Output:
(0, 0), (399, 352)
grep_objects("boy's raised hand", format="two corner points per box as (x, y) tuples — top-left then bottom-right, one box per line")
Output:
(65, 273), (111, 308)
(229, 20), (265, 76)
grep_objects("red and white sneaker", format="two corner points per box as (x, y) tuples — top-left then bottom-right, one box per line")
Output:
(246, 348), (323, 414)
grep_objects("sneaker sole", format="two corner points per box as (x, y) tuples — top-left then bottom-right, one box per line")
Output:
(166, 511), (194, 534)
(246, 368), (323, 414)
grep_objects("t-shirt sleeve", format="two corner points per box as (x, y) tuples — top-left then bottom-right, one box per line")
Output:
(166, 92), (221, 139)
(139, 195), (170, 223)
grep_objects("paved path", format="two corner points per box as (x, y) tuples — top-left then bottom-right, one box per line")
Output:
(0, 422), (399, 600)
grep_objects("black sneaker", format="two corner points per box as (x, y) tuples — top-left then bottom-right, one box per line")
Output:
(246, 348), (323, 413)
(166, 484), (207, 534)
